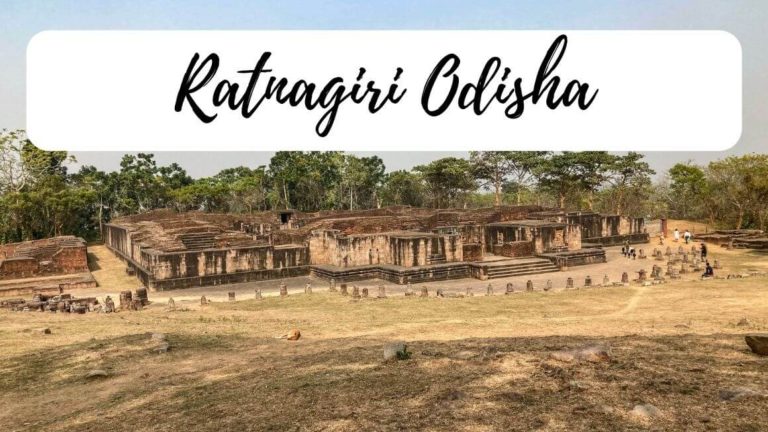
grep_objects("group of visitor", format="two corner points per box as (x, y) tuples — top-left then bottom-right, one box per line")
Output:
(621, 241), (636, 259)
(673, 227), (693, 244)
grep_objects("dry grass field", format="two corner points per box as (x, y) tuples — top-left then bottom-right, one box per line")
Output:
(2, 245), (768, 431)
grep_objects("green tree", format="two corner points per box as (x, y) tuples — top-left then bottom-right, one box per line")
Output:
(534, 153), (582, 209)
(667, 163), (708, 220)
(415, 157), (476, 208)
(604, 152), (655, 215)
(470, 151), (548, 206)
(380, 170), (425, 207)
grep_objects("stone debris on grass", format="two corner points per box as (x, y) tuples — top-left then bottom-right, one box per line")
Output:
(383, 342), (409, 362)
(154, 342), (171, 354)
(745, 334), (768, 356)
(549, 345), (611, 363)
(718, 387), (767, 401)
(631, 404), (661, 419)
(284, 329), (301, 341)
(38, 328), (51, 335)
(85, 370), (109, 379)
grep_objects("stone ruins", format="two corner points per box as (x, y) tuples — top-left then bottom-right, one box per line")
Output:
(102, 206), (648, 291)
(0, 236), (96, 297)
(696, 229), (768, 250)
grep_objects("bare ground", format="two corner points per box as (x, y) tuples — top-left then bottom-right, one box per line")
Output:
(1, 243), (768, 431)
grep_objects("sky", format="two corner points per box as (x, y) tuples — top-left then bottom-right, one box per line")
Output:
(1, 0), (766, 177)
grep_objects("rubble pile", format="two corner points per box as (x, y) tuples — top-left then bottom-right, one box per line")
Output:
(0, 287), (150, 313)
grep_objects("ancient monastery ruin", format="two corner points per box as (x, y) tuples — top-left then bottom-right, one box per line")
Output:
(102, 206), (649, 291)
(0, 236), (96, 297)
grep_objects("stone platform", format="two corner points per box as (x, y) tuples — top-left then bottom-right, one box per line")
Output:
(311, 256), (567, 284)
(469, 258), (559, 280)
(310, 262), (470, 284)
(538, 248), (607, 268)
(0, 272), (97, 298)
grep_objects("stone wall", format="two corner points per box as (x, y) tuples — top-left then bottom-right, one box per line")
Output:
(309, 230), (463, 268)
(462, 243), (484, 261)
(0, 237), (88, 280)
(104, 223), (309, 290)
(492, 241), (535, 257)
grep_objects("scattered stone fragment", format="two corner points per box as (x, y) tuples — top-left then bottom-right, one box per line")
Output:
(486, 283), (493, 296)
(526, 280), (534, 292)
(718, 387), (767, 401)
(568, 380), (589, 390)
(167, 297), (176, 310)
(86, 369), (109, 379)
(549, 351), (575, 362)
(150, 333), (166, 342)
(361, 287), (369, 298)
(38, 328), (51, 335)
(383, 342), (409, 362)
(736, 317), (751, 327)
(200, 295), (208, 305)
(154, 342), (171, 354)
(420, 287), (428, 298)
(566, 277), (574, 289)
(228, 291), (236, 301)
(549, 345), (610, 363)
(285, 328), (301, 341)
(631, 404), (661, 419)
(254, 289), (262, 300)
(280, 283), (288, 297)
(745, 334), (768, 355)
(377, 285), (386, 298)
(104, 296), (115, 313)
(352, 285), (361, 299)
(505, 283), (514, 295)
(454, 350), (476, 360)
(578, 345), (611, 363)
(304, 282), (312, 295)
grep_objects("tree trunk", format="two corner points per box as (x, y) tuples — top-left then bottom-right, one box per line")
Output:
(559, 193), (566, 209)
(494, 180), (501, 207)
(736, 207), (744, 229)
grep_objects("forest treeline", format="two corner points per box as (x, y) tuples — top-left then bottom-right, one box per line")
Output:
(1, 129), (767, 243)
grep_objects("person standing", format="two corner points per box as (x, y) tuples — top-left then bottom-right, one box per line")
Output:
(701, 243), (708, 260)
(673, 228), (680, 242)
(684, 229), (692, 244)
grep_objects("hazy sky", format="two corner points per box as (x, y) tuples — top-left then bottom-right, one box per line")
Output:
(1, 0), (766, 177)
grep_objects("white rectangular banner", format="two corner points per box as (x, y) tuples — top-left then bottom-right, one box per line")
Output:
(26, 30), (741, 151)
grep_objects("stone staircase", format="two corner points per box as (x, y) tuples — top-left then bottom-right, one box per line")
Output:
(474, 258), (560, 279)
(178, 232), (217, 250)
(538, 248), (607, 267)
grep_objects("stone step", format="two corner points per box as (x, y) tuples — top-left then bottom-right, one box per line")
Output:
(481, 259), (560, 279)
(485, 267), (559, 279)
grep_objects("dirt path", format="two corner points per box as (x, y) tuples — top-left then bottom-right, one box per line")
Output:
(87, 244), (138, 292)
(612, 286), (647, 316)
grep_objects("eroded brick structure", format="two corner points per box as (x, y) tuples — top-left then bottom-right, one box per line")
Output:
(104, 206), (648, 289)
(0, 236), (95, 297)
